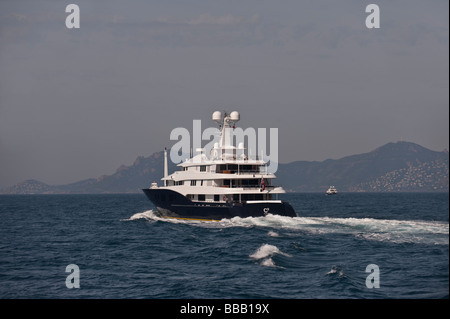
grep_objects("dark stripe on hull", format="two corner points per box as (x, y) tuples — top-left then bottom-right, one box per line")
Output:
(142, 188), (297, 220)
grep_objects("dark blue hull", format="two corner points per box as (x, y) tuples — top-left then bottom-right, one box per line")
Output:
(142, 188), (297, 220)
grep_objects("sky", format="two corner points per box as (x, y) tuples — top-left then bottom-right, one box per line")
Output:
(0, 0), (448, 188)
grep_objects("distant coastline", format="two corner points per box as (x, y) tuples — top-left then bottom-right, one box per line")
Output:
(1, 141), (448, 194)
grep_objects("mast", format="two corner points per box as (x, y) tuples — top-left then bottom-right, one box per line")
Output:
(213, 111), (240, 161)
(164, 147), (168, 186)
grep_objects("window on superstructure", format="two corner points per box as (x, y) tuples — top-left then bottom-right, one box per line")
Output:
(214, 195), (220, 202)
(241, 179), (259, 187)
(239, 165), (260, 173)
(190, 180), (197, 186)
(241, 194), (264, 201)
(200, 165), (206, 172)
(198, 194), (205, 201)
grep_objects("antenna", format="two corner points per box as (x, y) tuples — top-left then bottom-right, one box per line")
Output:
(164, 147), (168, 186)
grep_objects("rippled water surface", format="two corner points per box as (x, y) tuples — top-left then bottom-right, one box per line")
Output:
(0, 193), (448, 298)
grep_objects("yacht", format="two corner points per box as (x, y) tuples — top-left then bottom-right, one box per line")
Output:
(142, 111), (296, 221)
(326, 186), (338, 195)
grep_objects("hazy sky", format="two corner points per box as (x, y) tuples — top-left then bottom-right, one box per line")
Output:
(0, 0), (448, 188)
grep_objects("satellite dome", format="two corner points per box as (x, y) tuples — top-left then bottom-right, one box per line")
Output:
(212, 111), (222, 123)
(230, 111), (240, 122)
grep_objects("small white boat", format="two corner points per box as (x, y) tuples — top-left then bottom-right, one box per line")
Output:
(326, 186), (338, 195)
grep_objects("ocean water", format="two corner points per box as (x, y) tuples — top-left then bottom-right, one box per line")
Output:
(0, 193), (448, 299)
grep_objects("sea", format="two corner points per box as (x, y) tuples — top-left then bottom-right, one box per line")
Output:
(0, 193), (448, 302)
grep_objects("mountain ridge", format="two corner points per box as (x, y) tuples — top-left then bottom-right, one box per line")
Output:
(276, 141), (448, 192)
(1, 141), (448, 194)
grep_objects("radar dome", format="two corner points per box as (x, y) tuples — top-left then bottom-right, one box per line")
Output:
(212, 111), (222, 123)
(230, 111), (240, 122)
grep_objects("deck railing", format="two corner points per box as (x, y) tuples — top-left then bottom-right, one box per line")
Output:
(219, 185), (276, 190)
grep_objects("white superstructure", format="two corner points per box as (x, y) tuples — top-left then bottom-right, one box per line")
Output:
(155, 111), (286, 204)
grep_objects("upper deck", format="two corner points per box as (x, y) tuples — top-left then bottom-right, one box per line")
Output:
(156, 111), (285, 201)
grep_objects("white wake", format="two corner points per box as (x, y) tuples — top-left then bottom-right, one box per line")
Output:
(124, 210), (449, 245)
